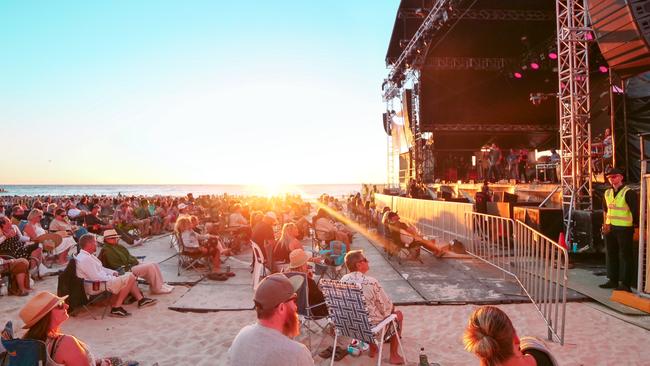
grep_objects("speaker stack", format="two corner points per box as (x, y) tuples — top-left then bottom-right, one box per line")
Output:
(589, 0), (650, 78)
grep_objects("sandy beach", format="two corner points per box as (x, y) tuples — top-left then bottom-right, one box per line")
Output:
(2, 234), (650, 366)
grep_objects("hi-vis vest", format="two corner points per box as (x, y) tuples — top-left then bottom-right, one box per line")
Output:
(605, 186), (633, 227)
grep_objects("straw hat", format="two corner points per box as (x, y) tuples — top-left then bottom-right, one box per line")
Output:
(34, 233), (63, 251)
(103, 229), (120, 240)
(19, 291), (68, 329)
(289, 249), (309, 269)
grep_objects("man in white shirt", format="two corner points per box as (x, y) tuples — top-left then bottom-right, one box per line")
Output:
(228, 273), (313, 366)
(75, 233), (157, 317)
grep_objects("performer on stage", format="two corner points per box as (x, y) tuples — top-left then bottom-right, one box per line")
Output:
(599, 168), (638, 292)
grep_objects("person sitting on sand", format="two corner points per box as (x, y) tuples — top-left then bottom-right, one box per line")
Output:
(228, 273), (313, 366)
(0, 256), (32, 296)
(340, 250), (405, 365)
(385, 211), (444, 259)
(174, 216), (232, 280)
(21, 291), (112, 366)
(464, 305), (556, 366)
(99, 229), (174, 294)
(23, 209), (76, 265)
(75, 234), (157, 318)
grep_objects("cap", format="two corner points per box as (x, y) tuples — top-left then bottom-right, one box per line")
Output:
(605, 167), (625, 177)
(253, 273), (303, 310)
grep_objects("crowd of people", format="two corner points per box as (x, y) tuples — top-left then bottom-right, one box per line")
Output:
(0, 191), (558, 366)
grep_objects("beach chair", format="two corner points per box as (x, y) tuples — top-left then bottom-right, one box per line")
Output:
(57, 259), (111, 320)
(174, 232), (211, 276)
(320, 279), (406, 366)
(315, 241), (347, 282)
(284, 272), (328, 355)
(1, 338), (47, 366)
(251, 241), (268, 290)
(314, 229), (335, 252)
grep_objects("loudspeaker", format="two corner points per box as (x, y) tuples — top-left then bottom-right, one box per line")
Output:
(572, 210), (605, 252)
(589, 0), (650, 78)
(513, 207), (563, 241)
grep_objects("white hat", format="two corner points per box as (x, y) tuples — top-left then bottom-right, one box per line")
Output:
(178, 203), (188, 210)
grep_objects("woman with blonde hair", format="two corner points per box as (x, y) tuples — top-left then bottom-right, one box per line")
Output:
(463, 306), (537, 366)
(273, 223), (302, 263)
(23, 209), (75, 265)
(174, 216), (232, 280)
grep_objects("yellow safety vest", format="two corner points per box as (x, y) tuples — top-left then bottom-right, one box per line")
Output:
(604, 185), (633, 227)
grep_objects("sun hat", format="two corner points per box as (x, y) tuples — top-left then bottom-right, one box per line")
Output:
(253, 273), (303, 310)
(34, 233), (63, 251)
(19, 291), (68, 329)
(289, 249), (310, 269)
(103, 229), (120, 240)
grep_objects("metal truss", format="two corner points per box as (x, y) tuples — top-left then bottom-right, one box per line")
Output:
(428, 124), (557, 133)
(423, 57), (515, 71)
(450, 9), (554, 21)
(556, 0), (593, 242)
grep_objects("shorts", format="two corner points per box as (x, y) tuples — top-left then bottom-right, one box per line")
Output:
(85, 273), (133, 296)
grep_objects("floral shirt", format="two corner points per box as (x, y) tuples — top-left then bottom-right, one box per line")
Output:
(340, 271), (393, 325)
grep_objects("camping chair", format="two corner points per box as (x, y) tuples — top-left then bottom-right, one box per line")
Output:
(313, 229), (335, 252)
(56, 259), (111, 320)
(175, 232), (211, 276)
(1, 339), (47, 366)
(316, 241), (347, 282)
(320, 279), (406, 366)
(251, 241), (268, 290)
(284, 272), (328, 355)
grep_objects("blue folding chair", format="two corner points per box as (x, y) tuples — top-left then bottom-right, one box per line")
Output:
(1, 332), (47, 366)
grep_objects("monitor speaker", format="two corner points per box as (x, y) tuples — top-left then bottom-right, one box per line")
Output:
(589, 0), (650, 78)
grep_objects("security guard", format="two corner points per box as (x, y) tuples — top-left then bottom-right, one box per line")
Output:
(599, 168), (638, 292)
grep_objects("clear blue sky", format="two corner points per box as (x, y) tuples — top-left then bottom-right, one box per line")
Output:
(0, 0), (397, 185)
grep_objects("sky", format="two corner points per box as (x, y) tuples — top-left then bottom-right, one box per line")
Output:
(0, 0), (397, 185)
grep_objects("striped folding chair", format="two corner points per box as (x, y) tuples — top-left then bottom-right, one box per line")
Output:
(320, 279), (406, 366)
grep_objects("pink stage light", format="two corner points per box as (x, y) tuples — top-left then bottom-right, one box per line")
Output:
(514, 72), (523, 79)
(548, 52), (558, 60)
(530, 62), (540, 70)
(599, 65), (609, 73)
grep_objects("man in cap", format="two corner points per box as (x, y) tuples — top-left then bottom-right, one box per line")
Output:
(228, 273), (312, 366)
(599, 167), (638, 292)
(99, 229), (174, 294)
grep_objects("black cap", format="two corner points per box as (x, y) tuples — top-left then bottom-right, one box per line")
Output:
(605, 167), (625, 177)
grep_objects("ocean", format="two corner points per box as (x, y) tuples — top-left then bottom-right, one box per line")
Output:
(0, 184), (363, 199)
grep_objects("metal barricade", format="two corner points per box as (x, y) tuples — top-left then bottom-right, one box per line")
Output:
(464, 212), (568, 345)
(514, 220), (568, 345)
(464, 212), (515, 277)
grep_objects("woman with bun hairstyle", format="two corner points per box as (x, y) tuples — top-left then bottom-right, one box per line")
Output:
(463, 306), (537, 366)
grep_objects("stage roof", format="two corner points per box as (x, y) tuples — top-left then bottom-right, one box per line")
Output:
(386, 0), (560, 150)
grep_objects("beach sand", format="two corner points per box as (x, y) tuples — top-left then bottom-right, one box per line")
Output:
(2, 232), (650, 366)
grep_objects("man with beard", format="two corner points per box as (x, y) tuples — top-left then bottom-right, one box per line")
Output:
(228, 273), (312, 366)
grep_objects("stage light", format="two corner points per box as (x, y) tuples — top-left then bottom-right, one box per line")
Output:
(514, 72), (523, 79)
(549, 52), (558, 60)
(598, 65), (608, 73)
(585, 31), (594, 41)
(530, 62), (540, 70)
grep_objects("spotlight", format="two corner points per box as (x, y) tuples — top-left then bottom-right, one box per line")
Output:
(514, 72), (523, 79)
(585, 31), (594, 41)
(598, 65), (608, 73)
(549, 52), (558, 60)
(530, 62), (540, 70)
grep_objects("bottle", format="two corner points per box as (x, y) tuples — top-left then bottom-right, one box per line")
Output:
(419, 347), (429, 366)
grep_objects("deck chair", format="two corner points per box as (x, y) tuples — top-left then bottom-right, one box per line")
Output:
(175, 232), (211, 276)
(1, 338), (47, 366)
(320, 279), (406, 366)
(285, 272), (328, 355)
(251, 241), (268, 290)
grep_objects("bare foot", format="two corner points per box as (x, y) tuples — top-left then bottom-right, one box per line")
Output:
(389, 354), (405, 365)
